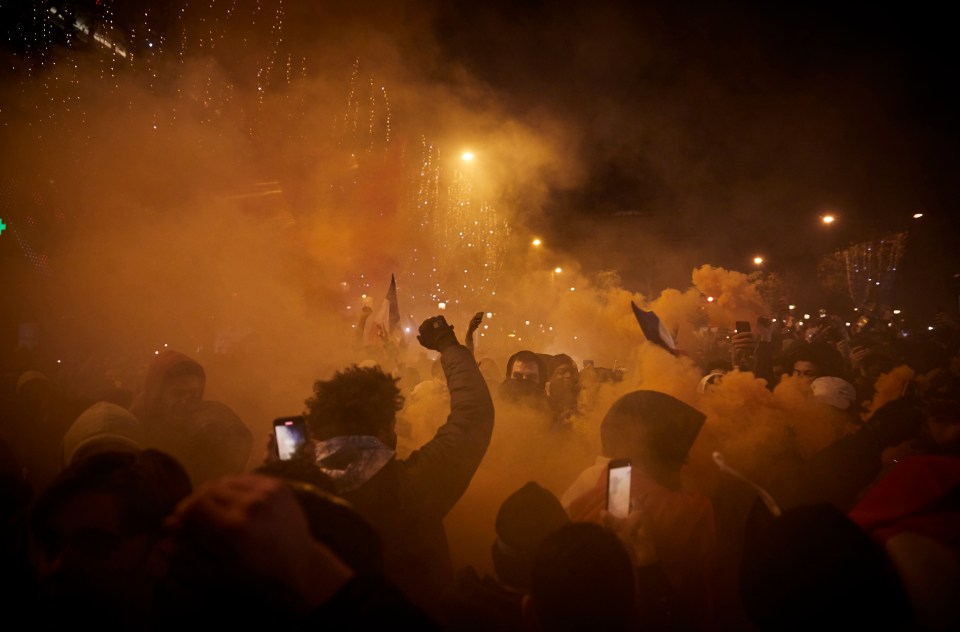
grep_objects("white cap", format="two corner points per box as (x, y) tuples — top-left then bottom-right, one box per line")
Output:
(697, 371), (724, 393)
(811, 376), (857, 410)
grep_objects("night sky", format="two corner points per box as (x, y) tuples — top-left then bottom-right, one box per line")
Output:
(432, 1), (959, 295)
(3, 0), (958, 315)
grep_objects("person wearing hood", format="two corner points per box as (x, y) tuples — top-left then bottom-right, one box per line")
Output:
(562, 390), (716, 630)
(129, 350), (251, 486)
(543, 353), (580, 429)
(498, 350), (551, 417)
(304, 315), (494, 613)
(60, 401), (143, 468)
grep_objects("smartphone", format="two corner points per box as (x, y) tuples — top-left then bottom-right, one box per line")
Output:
(735, 321), (751, 334)
(273, 416), (307, 461)
(606, 458), (632, 518)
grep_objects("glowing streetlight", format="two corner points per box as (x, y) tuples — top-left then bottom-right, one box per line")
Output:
(913, 212), (924, 219)
(461, 151), (474, 161)
(753, 256), (764, 266)
(706, 296), (715, 302)
(531, 238), (542, 247)
(438, 302), (446, 310)
(822, 214), (835, 224)
(788, 304), (796, 310)
(554, 266), (562, 274)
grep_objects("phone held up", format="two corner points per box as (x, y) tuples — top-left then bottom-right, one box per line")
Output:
(606, 458), (632, 518)
(734, 320), (751, 334)
(273, 416), (308, 461)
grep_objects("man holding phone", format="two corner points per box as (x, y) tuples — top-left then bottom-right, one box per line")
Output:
(302, 315), (494, 614)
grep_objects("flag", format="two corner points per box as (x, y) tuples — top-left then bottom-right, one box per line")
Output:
(385, 274), (400, 336)
(631, 301), (678, 354)
(364, 274), (402, 346)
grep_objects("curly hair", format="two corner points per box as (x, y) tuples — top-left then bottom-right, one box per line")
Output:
(305, 365), (404, 440)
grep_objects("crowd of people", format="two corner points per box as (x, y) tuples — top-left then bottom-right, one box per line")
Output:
(1, 299), (959, 631)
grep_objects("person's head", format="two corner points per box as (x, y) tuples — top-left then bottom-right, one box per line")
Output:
(142, 351), (205, 424)
(506, 350), (545, 385)
(305, 365), (404, 448)
(787, 341), (845, 384)
(31, 450), (191, 619)
(491, 481), (570, 591)
(600, 390), (705, 487)
(810, 377), (858, 411)
(61, 402), (143, 468)
(919, 372), (960, 454)
(741, 504), (910, 631)
(546, 354), (578, 390)
(525, 522), (636, 632)
(791, 360), (819, 382)
(16, 370), (51, 412)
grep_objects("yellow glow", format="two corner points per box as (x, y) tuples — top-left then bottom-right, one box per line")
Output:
(706, 296), (714, 302)
(486, 312), (493, 318)
(554, 267), (562, 273)
(822, 215), (835, 224)
(753, 256), (764, 265)
(438, 302), (446, 310)
(913, 213), (923, 219)
(531, 238), (542, 247)
(461, 152), (474, 161)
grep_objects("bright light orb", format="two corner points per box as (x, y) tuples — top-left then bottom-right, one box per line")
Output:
(753, 256), (764, 265)
(822, 215), (835, 224)
(913, 212), (924, 219)
(461, 152), (474, 161)
(531, 238), (542, 247)
(438, 302), (446, 310)
(554, 267), (562, 274)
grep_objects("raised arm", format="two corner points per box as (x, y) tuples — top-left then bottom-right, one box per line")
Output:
(402, 316), (495, 517)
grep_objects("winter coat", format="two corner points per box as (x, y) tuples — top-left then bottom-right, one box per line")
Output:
(339, 344), (495, 611)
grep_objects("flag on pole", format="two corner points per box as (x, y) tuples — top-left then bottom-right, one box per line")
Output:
(385, 274), (400, 337)
(631, 301), (678, 355)
(364, 274), (402, 346)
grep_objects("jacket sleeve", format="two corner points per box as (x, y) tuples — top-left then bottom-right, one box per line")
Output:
(400, 344), (495, 517)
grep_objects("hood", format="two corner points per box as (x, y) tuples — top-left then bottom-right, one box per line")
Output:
(61, 401), (143, 467)
(131, 350), (205, 420)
